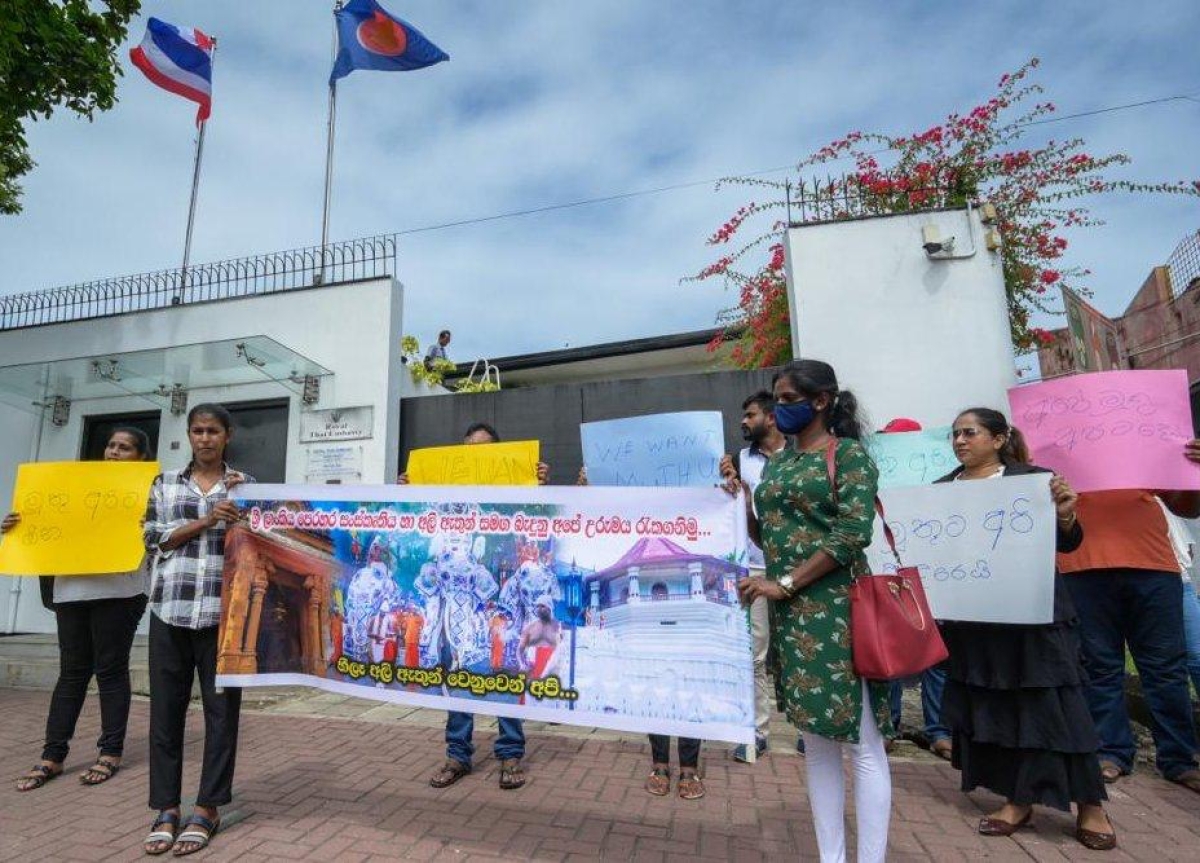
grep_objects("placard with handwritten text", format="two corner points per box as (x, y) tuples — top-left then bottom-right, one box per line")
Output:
(1008, 370), (1198, 492)
(0, 461), (159, 575)
(581, 411), (724, 487)
(865, 473), (1057, 624)
(867, 426), (956, 489)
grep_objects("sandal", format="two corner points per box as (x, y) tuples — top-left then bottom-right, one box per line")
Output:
(1099, 761), (1124, 784)
(429, 759), (470, 788)
(80, 757), (120, 785)
(1170, 768), (1200, 794)
(498, 758), (526, 790)
(15, 763), (61, 792)
(677, 770), (706, 800)
(931, 739), (953, 761)
(172, 813), (219, 857)
(645, 766), (671, 796)
(144, 811), (180, 856)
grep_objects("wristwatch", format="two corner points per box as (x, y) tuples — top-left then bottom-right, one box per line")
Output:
(778, 574), (796, 598)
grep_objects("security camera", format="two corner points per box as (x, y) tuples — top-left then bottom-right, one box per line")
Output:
(921, 224), (955, 256)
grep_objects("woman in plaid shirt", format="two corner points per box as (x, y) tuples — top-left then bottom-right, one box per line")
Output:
(141, 404), (251, 857)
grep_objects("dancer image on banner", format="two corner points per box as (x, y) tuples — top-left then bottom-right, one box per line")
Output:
(329, 586), (345, 666)
(343, 538), (399, 663)
(371, 602), (402, 665)
(489, 608), (512, 671)
(414, 519), (498, 671)
(401, 601), (423, 670)
(498, 546), (563, 640)
(519, 602), (563, 679)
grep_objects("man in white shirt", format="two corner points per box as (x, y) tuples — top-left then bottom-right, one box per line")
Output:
(720, 390), (786, 762)
(1157, 500), (1200, 703)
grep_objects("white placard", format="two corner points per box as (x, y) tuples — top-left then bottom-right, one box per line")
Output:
(304, 444), (363, 484)
(865, 473), (1056, 624)
(299, 406), (374, 443)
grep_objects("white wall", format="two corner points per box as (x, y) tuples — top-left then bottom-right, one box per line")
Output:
(785, 208), (1015, 430)
(0, 277), (405, 633)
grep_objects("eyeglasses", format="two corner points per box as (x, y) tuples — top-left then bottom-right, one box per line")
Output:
(950, 427), (982, 440)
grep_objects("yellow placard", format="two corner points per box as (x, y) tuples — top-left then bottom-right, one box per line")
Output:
(406, 441), (539, 486)
(0, 461), (160, 576)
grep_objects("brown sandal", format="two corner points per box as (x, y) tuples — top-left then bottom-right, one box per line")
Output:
(931, 739), (952, 761)
(429, 759), (470, 788)
(677, 770), (705, 800)
(15, 763), (61, 792)
(498, 758), (526, 790)
(645, 766), (670, 796)
(80, 757), (120, 785)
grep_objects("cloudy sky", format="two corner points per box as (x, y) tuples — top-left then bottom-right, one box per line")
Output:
(3, 1), (1198, 365)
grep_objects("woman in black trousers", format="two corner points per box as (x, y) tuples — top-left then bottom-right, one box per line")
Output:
(8, 427), (152, 791)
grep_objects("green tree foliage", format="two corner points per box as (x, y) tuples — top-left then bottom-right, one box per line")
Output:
(1, 1), (141, 214)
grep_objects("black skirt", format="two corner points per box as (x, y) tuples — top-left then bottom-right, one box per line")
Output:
(940, 611), (1106, 811)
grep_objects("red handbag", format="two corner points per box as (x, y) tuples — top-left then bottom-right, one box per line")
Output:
(825, 442), (949, 681)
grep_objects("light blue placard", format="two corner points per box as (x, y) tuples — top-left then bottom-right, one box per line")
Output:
(581, 411), (725, 487)
(867, 426), (957, 489)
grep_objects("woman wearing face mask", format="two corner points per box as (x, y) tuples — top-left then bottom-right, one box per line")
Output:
(7, 427), (153, 793)
(729, 359), (891, 863)
(936, 408), (1115, 851)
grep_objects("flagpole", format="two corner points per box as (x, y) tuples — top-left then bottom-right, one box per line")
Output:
(319, 3), (342, 284)
(180, 38), (216, 299)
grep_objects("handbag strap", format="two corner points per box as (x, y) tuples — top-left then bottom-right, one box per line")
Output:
(823, 439), (903, 567)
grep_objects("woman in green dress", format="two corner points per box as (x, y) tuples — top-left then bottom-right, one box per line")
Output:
(731, 359), (892, 863)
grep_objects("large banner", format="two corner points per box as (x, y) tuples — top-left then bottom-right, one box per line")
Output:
(216, 484), (755, 743)
(0, 461), (159, 575)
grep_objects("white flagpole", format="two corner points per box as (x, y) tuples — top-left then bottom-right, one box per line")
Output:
(319, 3), (342, 283)
(180, 38), (216, 296)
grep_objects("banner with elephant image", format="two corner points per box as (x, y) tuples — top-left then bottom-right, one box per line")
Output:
(215, 483), (755, 743)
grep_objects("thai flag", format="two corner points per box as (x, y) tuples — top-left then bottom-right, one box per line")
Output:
(129, 18), (215, 125)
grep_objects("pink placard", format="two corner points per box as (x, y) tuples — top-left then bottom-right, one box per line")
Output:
(1007, 370), (1200, 492)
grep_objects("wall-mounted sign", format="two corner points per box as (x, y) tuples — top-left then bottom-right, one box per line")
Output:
(304, 444), (363, 484)
(299, 406), (373, 443)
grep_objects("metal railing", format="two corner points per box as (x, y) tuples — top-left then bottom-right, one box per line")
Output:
(787, 174), (965, 225)
(0, 234), (397, 331)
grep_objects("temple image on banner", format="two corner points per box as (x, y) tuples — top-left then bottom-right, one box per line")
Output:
(568, 537), (753, 726)
(217, 523), (337, 677)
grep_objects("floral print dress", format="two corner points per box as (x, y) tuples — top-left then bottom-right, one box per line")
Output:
(754, 437), (892, 743)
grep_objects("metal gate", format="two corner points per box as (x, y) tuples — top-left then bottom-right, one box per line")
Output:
(399, 368), (778, 485)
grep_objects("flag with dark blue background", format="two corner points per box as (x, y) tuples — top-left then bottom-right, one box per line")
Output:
(330, 0), (449, 83)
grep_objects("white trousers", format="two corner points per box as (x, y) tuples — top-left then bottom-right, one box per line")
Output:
(749, 593), (771, 739)
(801, 680), (892, 862)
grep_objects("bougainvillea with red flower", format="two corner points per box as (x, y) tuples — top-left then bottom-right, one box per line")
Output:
(690, 59), (1200, 367)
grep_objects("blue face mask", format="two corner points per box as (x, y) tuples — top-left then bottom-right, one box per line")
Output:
(774, 400), (816, 435)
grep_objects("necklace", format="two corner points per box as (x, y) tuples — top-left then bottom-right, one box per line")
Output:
(956, 464), (1005, 480)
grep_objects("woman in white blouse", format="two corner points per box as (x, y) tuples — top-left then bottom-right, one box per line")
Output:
(7, 426), (152, 792)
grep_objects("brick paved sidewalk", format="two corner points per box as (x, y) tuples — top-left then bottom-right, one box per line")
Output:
(1, 689), (1198, 862)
